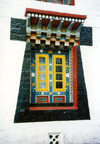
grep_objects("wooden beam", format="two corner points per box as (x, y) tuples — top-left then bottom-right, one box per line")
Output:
(25, 8), (87, 20)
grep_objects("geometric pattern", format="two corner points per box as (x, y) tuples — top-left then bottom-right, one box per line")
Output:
(48, 132), (63, 144)
(28, 32), (79, 47)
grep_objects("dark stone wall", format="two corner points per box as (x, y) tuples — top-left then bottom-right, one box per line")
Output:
(10, 18), (26, 41)
(14, 44), (90, 123)
(80, 27), (93, 46)
(77, 46), (90, 120)
(14, 43), (30, 122)
(10, 18), (92, 46)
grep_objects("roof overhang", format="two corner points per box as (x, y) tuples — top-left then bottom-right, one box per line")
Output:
(25, 8), (87, 49)
(25, 8), (87, 20)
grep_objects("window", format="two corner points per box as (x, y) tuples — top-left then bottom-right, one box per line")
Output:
(53, 55), (65, 91)
(36, 54), (49, 91)
(30, 49), (77, 110)
(38, 0), (75, 5)
(36, 54), (65, 92)
(31, 50), (71, 104)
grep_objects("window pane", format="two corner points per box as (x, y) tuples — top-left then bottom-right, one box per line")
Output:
(56, 82), (62, 88)
(39, 65), (45, 72)
(39, 57), (45, 64)
(63, 0), (69, 4)
(48, 0), (52, 2)
(53, 0), (61, 3)
(56, 58), (62, 64)
(56, 74), (62, 80)
(39, 81), (46, 88)
(56, 66), (62, 72)
(39, 73), (46, 80)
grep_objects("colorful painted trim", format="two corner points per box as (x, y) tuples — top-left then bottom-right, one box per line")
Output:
(37, 0), (75, 6)
(30, 47), (77, 110)
(53, 96), (65, 103)
(36, 96), (49, 103)
(25, 8), (87, 19)
(26, 9), (86, 47)
(31, 50), (70, 104)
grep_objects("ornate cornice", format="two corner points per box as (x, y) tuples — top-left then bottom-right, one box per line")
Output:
(25, 8), (87, 48)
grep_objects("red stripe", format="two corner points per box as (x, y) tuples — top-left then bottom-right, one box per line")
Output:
(72, 46), (77, 108)
(30, 106), (77, 110)
(25, 8), (87, 19)
(70, 0), (75, 6)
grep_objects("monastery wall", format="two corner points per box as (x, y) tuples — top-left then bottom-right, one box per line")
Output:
(0, 0), (100, 143)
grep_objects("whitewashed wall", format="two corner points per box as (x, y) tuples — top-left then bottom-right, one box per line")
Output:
(0, 0), (100, 143)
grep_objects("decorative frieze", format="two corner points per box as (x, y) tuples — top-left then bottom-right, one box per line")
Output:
(25, 9), (86, 48)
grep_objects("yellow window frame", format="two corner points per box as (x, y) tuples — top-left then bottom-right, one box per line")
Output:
(36, 54), (49, 91)
(53, 55), (65, 91)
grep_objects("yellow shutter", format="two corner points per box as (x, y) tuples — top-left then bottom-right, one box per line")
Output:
(36, 54), (48, 91)
(53, 55), (65, 91)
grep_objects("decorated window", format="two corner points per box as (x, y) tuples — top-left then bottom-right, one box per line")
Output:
(38, 0), (75, 5)
(13, 8), (91, 123)
(30, 48), (77, 110)
(24, 9), (86, 111)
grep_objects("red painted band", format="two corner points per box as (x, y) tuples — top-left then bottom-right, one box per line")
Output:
(72, 46), (77, 108)
(70, 0), (75, 6)
(25, 8), (87, 19)
(30, 106), (77, 110)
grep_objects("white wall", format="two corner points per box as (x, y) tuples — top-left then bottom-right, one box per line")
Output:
(0, 0), (100, 143)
